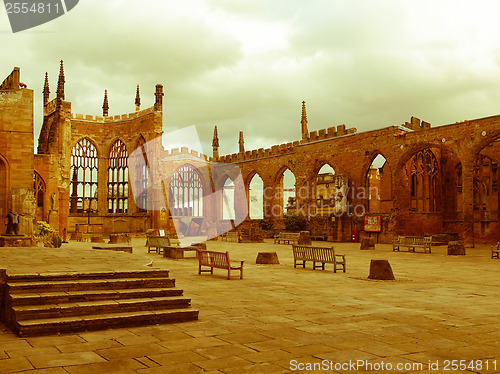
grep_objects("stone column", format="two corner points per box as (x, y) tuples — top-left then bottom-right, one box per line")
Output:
(461, 159), (475, 247)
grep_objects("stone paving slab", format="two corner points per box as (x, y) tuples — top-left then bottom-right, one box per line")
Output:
(1, 239), (500, 373)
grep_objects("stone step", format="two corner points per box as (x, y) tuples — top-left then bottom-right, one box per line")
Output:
(8, 277), (175, 293)
(7, 270), (171, 283)
(14, 296), (192, 320)
(15, 308), (200, 336)
(9, 287), (185, 306)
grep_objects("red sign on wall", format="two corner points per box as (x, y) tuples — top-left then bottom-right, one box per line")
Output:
(364, 215), (381, 232)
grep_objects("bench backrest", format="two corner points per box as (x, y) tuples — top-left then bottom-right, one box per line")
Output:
(197, 250), (230, 268)
(398, 236), (432, 245)
(293, 245), (335, 261)
(280, 232), (300, 239)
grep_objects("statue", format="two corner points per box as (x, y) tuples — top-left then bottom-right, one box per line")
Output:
(5, 210), (20, 235)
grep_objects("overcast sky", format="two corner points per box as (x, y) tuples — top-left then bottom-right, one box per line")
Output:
(2, 0), (500, 156)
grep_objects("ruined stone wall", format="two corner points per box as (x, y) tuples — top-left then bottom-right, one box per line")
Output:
(0, 69), (35, 235)
(66, 108), (163, 234)
(217, 116), (500, 245)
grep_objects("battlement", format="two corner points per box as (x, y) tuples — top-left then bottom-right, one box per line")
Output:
(0, 67), (20, 90)
(218, 141), (299, 163)
(70, 107), (155, 123)
(161, 146), (210, 161)
(306, 124), (357, 142)
(402, 116), (431, 131)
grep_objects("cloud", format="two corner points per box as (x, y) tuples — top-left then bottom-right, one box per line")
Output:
(2, 0), (500, 156)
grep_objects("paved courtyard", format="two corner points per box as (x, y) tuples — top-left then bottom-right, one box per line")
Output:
(0, 238), (499, 373)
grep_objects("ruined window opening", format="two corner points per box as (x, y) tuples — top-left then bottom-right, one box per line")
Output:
(108, 139), (129, 214)
(366, 154), (388, 213)
(169, 165), (203, 217)
(249, 174), (264, 219)
(134, 137), (148, 212)
(33, 171), (46, 208)
(70, 138), (98, 214)
(315, 164), (336, 216)
(281, 169), (296, 215)
(222, 178), (235, 220)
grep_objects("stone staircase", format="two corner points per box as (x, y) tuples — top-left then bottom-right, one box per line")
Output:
(2, 270), (198, 336)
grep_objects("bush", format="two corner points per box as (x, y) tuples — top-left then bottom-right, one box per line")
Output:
(37, 221), (54, 235)
(283, 214), (307, 232)
(257, 219), (273, 231)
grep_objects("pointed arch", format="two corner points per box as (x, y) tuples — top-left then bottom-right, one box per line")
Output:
(314, 163), (336, 216)
(108, 139), (129, 213)
(222, 176), (235, 220)
(365, 153), (392, 212)
(275, 167), (296, 215)
(33, 171), (46, 221)
(405, 149), (439, 212)
(134, 135), (148, 212)
(248, 172), (264, 219)
(70, 138), (99, 213)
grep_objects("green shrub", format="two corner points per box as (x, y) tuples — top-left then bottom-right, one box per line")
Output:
(37, 221), (54, 235)
(257, 219), (273, 231)
(283, 214), (307, 232)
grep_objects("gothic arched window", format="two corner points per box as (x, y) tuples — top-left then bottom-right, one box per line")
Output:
(108, 139), (129, 213)
(407, 149), (439, 212)
(70, 138), (98, 213)
(33, 171), (46, 209)
(169, 165), (203, 217)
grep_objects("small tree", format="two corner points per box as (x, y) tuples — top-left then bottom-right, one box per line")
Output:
(283, 214), (307, 232)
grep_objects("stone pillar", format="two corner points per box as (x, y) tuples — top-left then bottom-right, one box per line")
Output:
(461, 160), (474, 247)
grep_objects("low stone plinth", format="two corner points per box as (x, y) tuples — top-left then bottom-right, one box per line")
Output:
(108, 233), (131, 244)
(91, 235), (105, 243)
(360, 237), (375, 250)
(298, 231), (312, 245)
(447, 241), (466, 256)
(256, 252), (280, 264)
(368, 259), (395, 280)
(0, 235), (32, 247)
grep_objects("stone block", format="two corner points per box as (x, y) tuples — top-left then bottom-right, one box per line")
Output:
(368, 259), (395, 280)
(447, 241), (466, 255)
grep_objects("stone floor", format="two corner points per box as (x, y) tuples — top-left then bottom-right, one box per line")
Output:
(0, 239), (499, 373)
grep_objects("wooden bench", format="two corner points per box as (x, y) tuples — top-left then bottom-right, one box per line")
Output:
(392, 236), (432, 253)
(221, 231), (239, 242)
(292, 245), (346, 273)
(274, 232), (300, 244)
(147, 236), (178, 254)
(197, 250), (244, 279)
(310, 231), (327, 241)
(492, 242), (500, 259)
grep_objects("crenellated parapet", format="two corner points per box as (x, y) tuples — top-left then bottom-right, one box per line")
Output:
(305, 124), (357, 142)
(70, 107), (155, 123)
(401, 116), (431, 131)
(160, 146), (210, 161)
